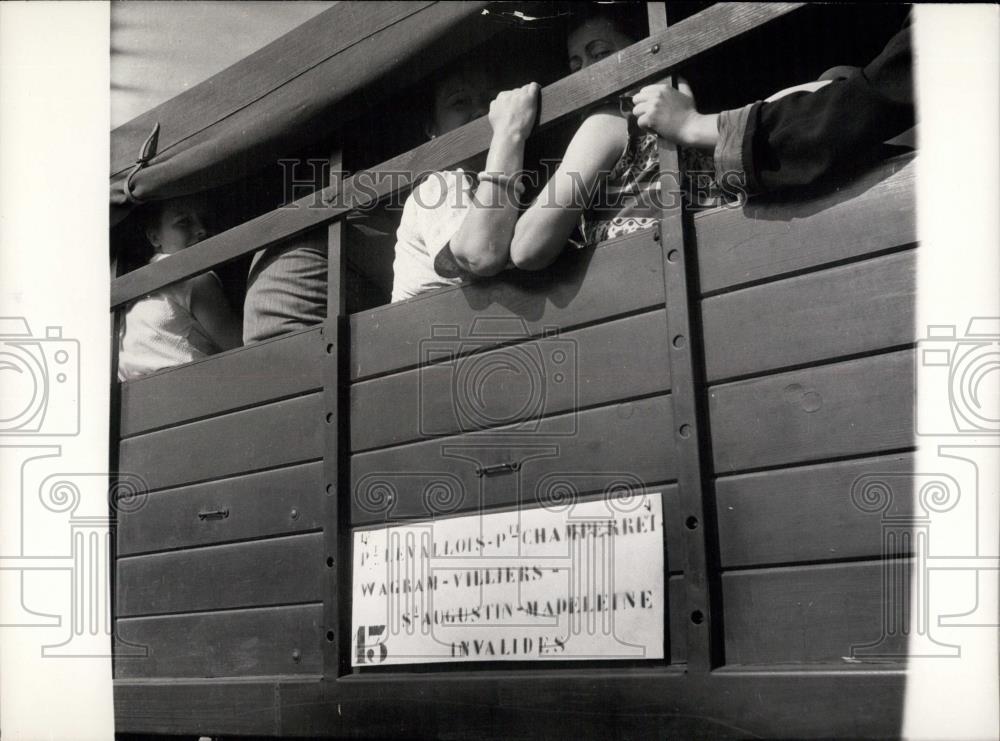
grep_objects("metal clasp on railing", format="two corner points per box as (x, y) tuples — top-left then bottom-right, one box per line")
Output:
(475, 461), (521, 478)
(197, 508), (230, 521)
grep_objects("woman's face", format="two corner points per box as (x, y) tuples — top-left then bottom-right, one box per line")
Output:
(146, 197), (212, 254)
(429, 68), (497, 138)
(567, 16), (635, 73)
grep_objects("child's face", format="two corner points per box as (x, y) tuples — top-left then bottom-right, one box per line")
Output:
(428, 68), (497, 138)
(146, 197), (212, 254)
(567, 17), (635, 73)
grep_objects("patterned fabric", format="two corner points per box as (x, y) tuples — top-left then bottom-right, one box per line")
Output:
(579, 117), (722, 247)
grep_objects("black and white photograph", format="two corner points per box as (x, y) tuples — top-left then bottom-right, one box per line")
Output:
(0, 2), (997, 739)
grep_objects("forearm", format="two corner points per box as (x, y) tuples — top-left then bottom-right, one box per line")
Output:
(510, 110), (625, 271)
(448, 130), (525, 276)
(677, 112), (719, 151)
(509, 172), (584, 271)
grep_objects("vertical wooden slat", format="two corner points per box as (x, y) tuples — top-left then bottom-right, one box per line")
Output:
(322, 151), (350, 679)
(109, 252), (124, 679)
(648, 1), (719, 671)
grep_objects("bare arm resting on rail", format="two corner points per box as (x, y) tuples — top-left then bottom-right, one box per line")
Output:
(446, 82), (540, 277)
(509, 107), (627, 271)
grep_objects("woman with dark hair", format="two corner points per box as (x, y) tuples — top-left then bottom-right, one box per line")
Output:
(510, 4), (718, 270)
(390, 63), (540, 302)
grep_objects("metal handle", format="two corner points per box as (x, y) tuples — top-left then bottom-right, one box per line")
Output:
(198, 508), (230, 521)
(475, 461), (521, 478)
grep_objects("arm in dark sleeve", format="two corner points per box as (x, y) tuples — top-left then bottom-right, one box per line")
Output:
(738, 23), (915, 194)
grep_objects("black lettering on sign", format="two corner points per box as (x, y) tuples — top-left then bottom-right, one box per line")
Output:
(355, 625), (388, 664)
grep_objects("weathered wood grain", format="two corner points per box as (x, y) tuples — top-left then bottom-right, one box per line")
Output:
(710, 350), (915, 474)
(722, 560), (911, 664)
(119, 393), (323, 492)
(110, 3), (803, 308)
(116, 462), (323, 556)
(115, 603), (323, 678)
(716, 453), (916, 567)
(112, 2), (437, 174)
(120, 327), (323, 438)
(113, 670), (905, 738)
(350, 394), (675, 526)
(116, 532), (323, 617)
(695, 154), (915, 294)
(351, 309), (671, 452)
(350, 230), (664, 381)
(702, 249), (916, 381)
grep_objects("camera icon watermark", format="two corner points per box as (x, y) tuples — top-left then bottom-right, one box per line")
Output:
(418, 317), (578, 437)
(1, 458), (149, 658)
(0, 317), (79, 436)
(918, 317), (999, 436)
(848, 444), (1000, 661)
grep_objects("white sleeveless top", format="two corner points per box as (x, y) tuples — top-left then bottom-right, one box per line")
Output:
(117, 253), (223, 381)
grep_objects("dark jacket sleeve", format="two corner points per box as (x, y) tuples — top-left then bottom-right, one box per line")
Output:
(740, 22), (915, 194)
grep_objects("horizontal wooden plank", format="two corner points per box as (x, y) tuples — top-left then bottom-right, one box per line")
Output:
(119, 393), (323, 492)
(351, 394), (676, 531)
(350, 230), (665, 381)
(351, 309), (671, 451)
(723, 560), (911, 665)
(710, 350), (915, 474)
(112, 2), (439, 175)
(116, 532), (324, 617)
(716, 453), (916, 568)
(115, 604), (323, 679)
(110, 3), (803, 308)
(702, 249), (916, 381)
(113, 670), (905, 739)
(120, 327), (323, 438)
(696, 154), (916, 294)
(117, 462), (323, 556)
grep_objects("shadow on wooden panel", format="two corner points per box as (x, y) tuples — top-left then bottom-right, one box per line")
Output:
(351, 309), (671, 452)
(115, 603), (323, 679)
(695, 154), (916, 294)
(702, 249), (916, 382)
(350, 230), (664, 381)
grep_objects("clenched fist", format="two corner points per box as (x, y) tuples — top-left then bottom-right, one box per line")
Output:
(632, 82), (718, 150)
(489, 82), (541, 141)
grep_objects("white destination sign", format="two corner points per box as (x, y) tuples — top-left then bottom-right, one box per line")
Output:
(351, 492), (664, 666)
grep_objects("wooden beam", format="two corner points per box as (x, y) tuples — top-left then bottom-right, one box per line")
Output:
(647, 0), (721, 673)
(114, 669), (906, 738)
(322, 152), (350, 679)
(111, 2), (438, 176)
(110, 3), (804, 308)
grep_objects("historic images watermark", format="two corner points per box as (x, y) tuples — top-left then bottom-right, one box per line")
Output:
(848, 318), (999, 659)
(277, 159), (749, 214)
(0, 317), (148, 659)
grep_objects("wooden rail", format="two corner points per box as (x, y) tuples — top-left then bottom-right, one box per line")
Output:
(110, 2), (803, 309)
